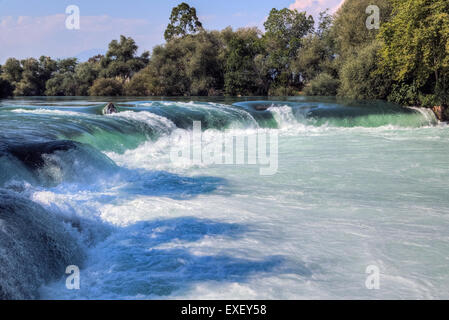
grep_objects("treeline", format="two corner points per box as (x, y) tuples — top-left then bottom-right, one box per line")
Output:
(0, 0), (448, 107)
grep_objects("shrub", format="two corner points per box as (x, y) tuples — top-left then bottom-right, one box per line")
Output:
(338, 41), (390, 100)
(418, 94), (439, 108)
(124, 73), (149, 96)
(88, 78), (123, 96)
(387, 82), (419, 106)
(45, 73), (78, 96)
(304, 72), (339, 96)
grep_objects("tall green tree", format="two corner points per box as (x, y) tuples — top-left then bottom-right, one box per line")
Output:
(45, 58), (78, 96)
(100, 35), (149, 80)
(164, 2), (203, 41)
(14, 56), (57, 96)
(74, 60), (101, 96)
(263, 8), (314, 91)
(293, 11), (337, 84)
(331, 0), (392, 100)
(1, 58), (23, 88)
(224, 28), (265, 96)
(45, 73), (77, 96)
(333, 0), (392, 58)
(379, 0), (449, 105)
(129, 31), (224, 96)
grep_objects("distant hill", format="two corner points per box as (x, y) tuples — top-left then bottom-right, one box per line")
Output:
(73, 48), (106, 62)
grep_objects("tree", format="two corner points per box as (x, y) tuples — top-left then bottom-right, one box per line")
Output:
(292, 11), (337, 84)
(128, 31), (224, 96)
(137, 43), (190, 96)
(264, 8), (314, 58)
(100, 35), (149, 80)
(224, 28), (265, 96)
(333, 0), (392, 58)
(379, 0), (449, 105)
(11, 56), (58, 96)
(263, 8), (314, 90)
(331, 0), (392, 100)
(44, 58), (78, 96)
(89, 78), (123, 96)
(45, 73), (78, 96)
(38, 56), (58, 84)
(56, 58), (77, 74)
(74, 60), (101, 96)
(1, 58), (23, 89)
(13, 58), (41, 96)
(184, 31), (224, 96)
(164, 2), (203, 41)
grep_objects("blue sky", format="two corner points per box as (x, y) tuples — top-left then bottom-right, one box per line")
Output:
(0, 0), (344, 63)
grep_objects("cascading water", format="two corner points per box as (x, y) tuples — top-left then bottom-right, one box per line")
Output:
(0, 97), (448, 300)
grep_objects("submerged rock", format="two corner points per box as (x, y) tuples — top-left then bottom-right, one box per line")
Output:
(103, 102), (118, 115)
(6, 140), (79, 170)
(0, 190), (84, 299)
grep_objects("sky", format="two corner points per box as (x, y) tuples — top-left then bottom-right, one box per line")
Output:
(0, 0), (344, 63)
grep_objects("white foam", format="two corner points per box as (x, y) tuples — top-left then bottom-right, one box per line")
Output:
(9, 108), (86, 116)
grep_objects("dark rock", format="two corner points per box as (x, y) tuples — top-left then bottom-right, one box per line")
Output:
(6, 140), (79, 170)
(0, 189), (84, 299)
(103, 102), (118, 115)
(432, 106), (449, 122)
(253, 105), (270, 111)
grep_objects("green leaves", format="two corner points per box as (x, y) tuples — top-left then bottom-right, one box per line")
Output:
(379, 0), (449, 105)
(333, 0), (391, 58)
(89, 78), (123, 96)
(263, 8), (314, 90)
(224, 28), (265, 96)
(100, 35), (149, 80)
(164, 2), (203, 41)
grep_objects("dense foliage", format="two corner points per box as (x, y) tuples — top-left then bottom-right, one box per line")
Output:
(379, 0), (449, 106)
(0, 0), (448, 107)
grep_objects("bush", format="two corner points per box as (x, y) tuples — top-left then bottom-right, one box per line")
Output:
(387, 82), (419, 106)
(418, 94), (439, 108)
(45, 73), (78, 96)
(303, 73), (339, 96)
(88, 78), (123, 96)
(268, 85), (299, 96)
(124, 72), (150, 96)
(338, 41), (390, 100)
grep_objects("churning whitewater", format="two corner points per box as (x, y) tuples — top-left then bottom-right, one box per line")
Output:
(1, 97), (448, 299)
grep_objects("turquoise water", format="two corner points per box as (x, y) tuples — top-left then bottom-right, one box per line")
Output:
(0, 97), (448, 299)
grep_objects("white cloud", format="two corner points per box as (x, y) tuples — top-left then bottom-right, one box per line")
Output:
(0, 14), (164, 63)
(289, 0), (345, 17)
